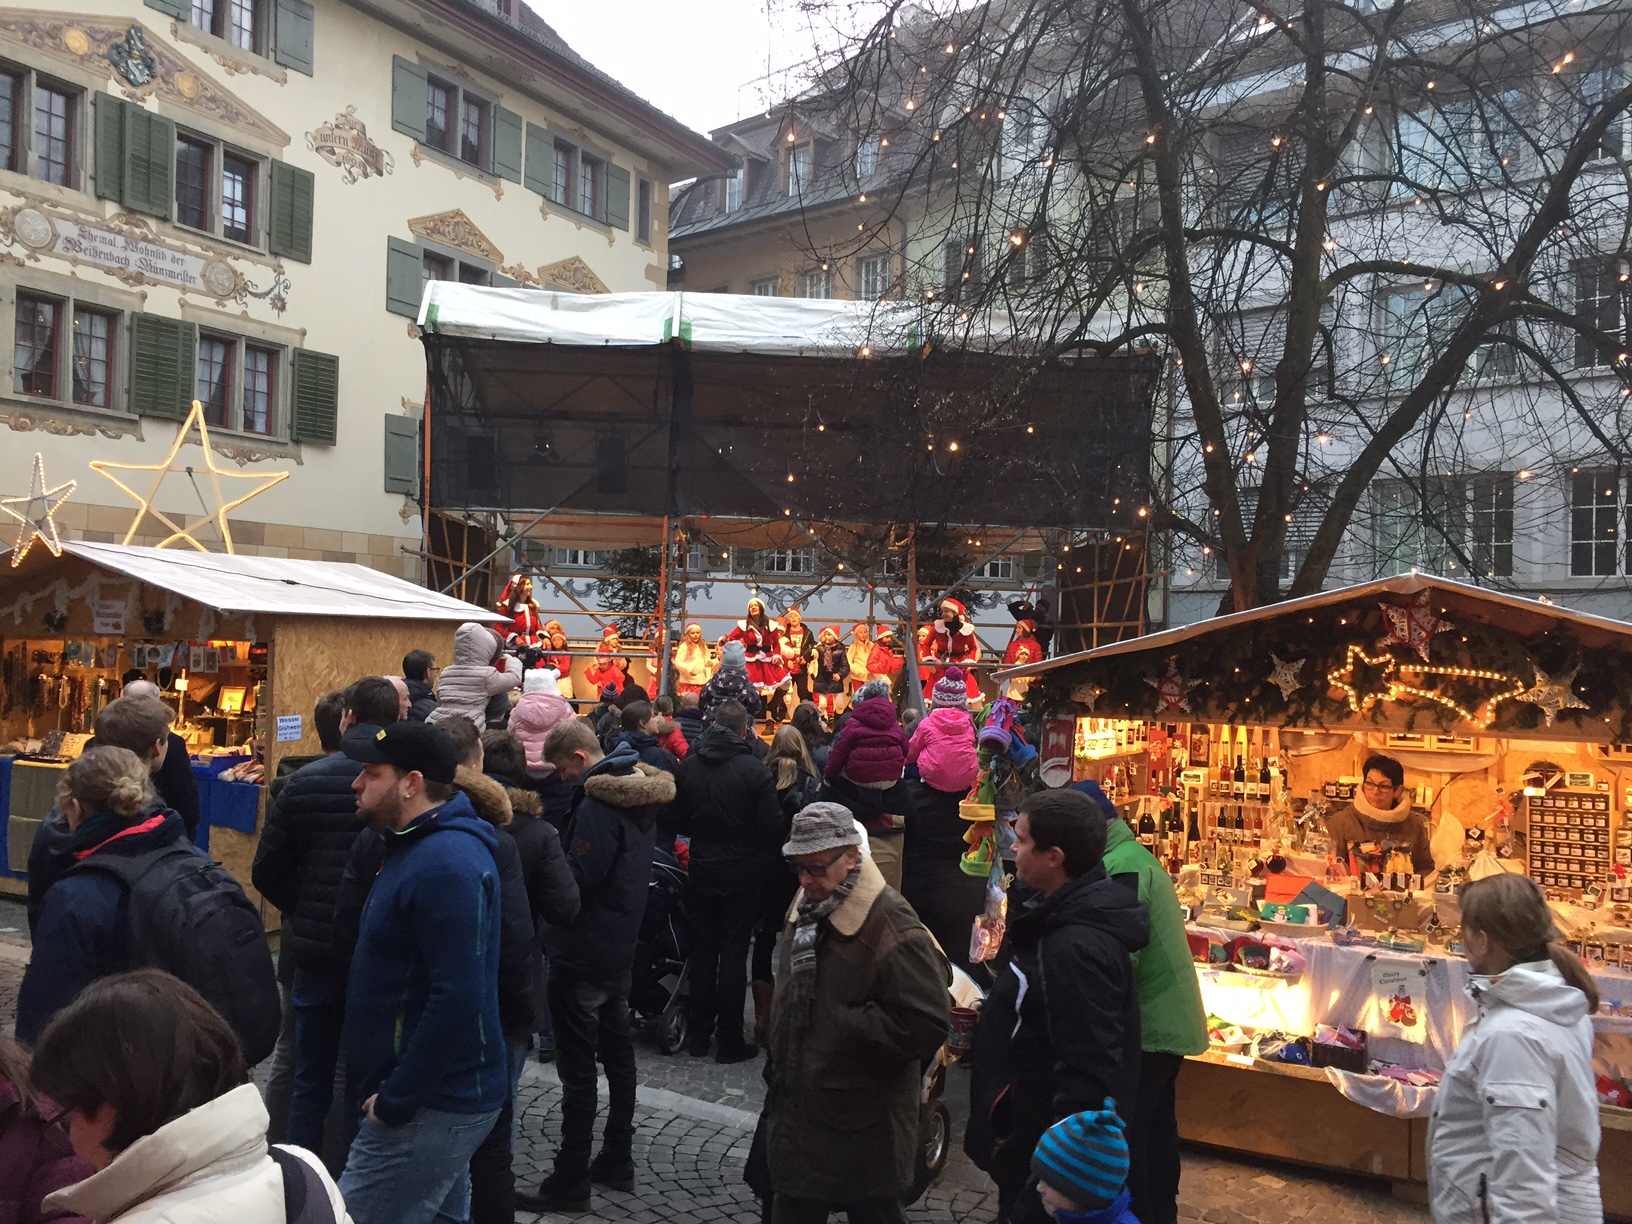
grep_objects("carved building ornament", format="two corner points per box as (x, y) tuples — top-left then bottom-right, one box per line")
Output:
(407, 210), (504, 263)
(533, 256), (610, 294)
(307, 107), (394, 184)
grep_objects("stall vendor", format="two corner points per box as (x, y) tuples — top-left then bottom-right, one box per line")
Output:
(1326, 754), (1435, 876)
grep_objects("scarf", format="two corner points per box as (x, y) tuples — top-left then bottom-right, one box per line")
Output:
(1354, 791), (1413, 824)
(772, 860), (864, 1063)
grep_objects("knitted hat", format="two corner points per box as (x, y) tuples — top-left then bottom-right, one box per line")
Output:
(782, 801), (863, 857)
(1031, 1102), (1130, 1211)
(1071, 779), (1119, 825)
(599, 683), (620, 702)
(720, 641), (747, 671)
(932, 667), (968, 709)
(524, 668), (560, 696)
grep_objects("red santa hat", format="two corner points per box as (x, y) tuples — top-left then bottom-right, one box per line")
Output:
(684, 622), (703, 635)
(1015, 618), (1037, 634)
(543, 619), (565, 637)
(819, 625), (842, 641)
(875, 624), (896, 640)
(601, 625), (620, 639)
(941, 598), (967, 618)
(746, 598), (766, 614)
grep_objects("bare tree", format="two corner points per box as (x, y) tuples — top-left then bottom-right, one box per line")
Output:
(765, 0), (1632, 611)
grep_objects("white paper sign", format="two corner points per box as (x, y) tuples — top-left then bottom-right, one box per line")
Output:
(92, 600), (125, 635)
(276, 715), (303, 742)
(1371, 956), (1427, 1040)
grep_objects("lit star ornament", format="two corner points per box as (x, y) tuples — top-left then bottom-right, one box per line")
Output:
(1378, 591), (1453, 662)
(1267, 652), (1305, 699)
(1, 453), (75, 566)
(1518, 665), (1589, 726)
(90, 400), (288, 554)
(1146, 658), (1201, 714)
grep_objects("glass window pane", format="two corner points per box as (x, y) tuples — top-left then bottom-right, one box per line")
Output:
(228, 0), (256, 50)
(242, 346), (274, 434)
(580, 156), (600, 217)
(175, 136), (212, 231)
(425, 80), (452, 152)
(460, 96), (487, 166)
(422, 251), (453, 283)
(0, 72), (16, 173)
(221, 154), (254, 243)
(13, 295), (58, 398)
(1571, 470), (1622, 576)
(191, 0), (219, 35)
(196, 335), (232, 427)
(552, 143), (572, 206)
(33, 84), (72, 187)
(71, 307), (113, 408)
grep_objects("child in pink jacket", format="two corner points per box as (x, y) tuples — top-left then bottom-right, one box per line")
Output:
(509, 668), (575, 773)
(907, 667), (980, 794)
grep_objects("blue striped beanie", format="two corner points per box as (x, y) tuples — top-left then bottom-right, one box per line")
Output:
(1030, 1100), (1129, 1210)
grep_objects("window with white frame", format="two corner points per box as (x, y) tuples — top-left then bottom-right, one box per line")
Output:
(175, 130), (262, 246)
(553, 548), (605, 568)
(761, 548), (815, 574)
(1571, 469), (1622, 576)
(999, 98), (1043, 181)
(1580, 67), (1629, 162)
(636, 177), (653, 243)
(788, 142), (811, 196)
(1372, 476), (1490, 577)
(0, 65), (82, 189)
(13, 290), (120, 410)
(1574, 258), (1623, 370)
(549, 140), (610, 223)
(974, 556), (1015, 580)
(855, 136), (879, 178)
(859, 253), (892, 300)
(423, 73), (491, 171)
(797, 269), (832, 299)
(188, 0), (264, 53)
(1378, 285), (1470, 389)
(1471, 473), (1515, 577)
(724, 168), (742, 212)
(195, 330), (280, 435)
(751, 278), (778, 297)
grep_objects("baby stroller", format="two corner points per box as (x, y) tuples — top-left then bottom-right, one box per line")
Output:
(630, 843), (691, 1054)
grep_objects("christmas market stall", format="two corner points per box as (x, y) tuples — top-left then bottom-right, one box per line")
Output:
(0, 541), (498, 915)
(995, 573), (1632, 1210)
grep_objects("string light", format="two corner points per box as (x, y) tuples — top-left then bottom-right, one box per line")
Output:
(1, 453), (75, 567)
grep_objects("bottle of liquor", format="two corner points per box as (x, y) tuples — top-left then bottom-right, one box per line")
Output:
(1259, 754), (1273, 806)
(1187, 802), (1202, 845)
(1232, 750), (1245, 800)
(1137, 807), (1158, 849)
(1233, 805), (1245, 834)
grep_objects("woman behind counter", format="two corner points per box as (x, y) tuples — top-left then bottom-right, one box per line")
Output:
(1325, 753), (1435, 875)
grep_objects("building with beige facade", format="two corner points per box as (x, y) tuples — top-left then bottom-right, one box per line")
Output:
(0, 0), (728, 574)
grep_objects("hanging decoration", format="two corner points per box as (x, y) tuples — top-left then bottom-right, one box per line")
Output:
(1069, 681), (1104, 710)
(1378, 591), (1453, 662)
(1146, 657), (1201, 714)
(1391, 663), (1529, 729)
(1, 453), (75, 566)
(90, 400), (289, 554)
(1328, 644), (1398, 715)
(1517, 665), (1589, 726)
(1267, 652), (1305, 699)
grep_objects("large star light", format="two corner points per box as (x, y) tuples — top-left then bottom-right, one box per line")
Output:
(1, 453), (75, 566)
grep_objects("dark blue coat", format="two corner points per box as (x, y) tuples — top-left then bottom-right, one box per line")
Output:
(16, 805), (190, 1043)
(344, 791), (506, 1126)
(614, 730), (679, 776)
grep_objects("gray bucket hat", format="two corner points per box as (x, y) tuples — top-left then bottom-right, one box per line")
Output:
(782, 801), (862, 857)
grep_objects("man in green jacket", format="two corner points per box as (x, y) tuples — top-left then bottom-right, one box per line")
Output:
(1075, 781), (1207, 1224)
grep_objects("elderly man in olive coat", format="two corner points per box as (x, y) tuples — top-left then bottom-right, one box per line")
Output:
(762, 802), (950, 1224)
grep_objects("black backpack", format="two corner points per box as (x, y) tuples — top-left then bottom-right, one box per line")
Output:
(71, 841), (280, 1064)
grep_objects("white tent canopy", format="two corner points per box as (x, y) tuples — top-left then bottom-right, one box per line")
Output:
(63, 542), (500, 622)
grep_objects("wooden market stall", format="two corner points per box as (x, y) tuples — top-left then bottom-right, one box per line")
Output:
(996, 573), (1632, 1213)
(0, 542), (498, 917)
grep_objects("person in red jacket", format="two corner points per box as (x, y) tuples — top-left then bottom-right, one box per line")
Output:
(1003, 619), (1041, 700)
(928, 598), (981, 705)
(496, 575), (543, 646)
(722, 600), (788, 714)
(867, 625), (904, 697)
(916, 625), (942, 692)
(582, 627), (626, 696)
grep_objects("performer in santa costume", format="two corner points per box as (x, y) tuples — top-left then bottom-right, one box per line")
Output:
(846, 623), (874, 697)
(722, 598), (788, 708)
(780, 607), (816, 713)
(540, 619), (575, 701)
(810, 625), (851, 718)
(582, 625), (627, 696)
(916, 625), (942, 692)
(495, 575), (543, 645)
(1002, 618), (1040, 700)
(672, 622), (713, 696)
(928, 597), (981, 704)
(867, 624), (904, 696)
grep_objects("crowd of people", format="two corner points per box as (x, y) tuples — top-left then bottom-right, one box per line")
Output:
(0, 610), (1608, 1224)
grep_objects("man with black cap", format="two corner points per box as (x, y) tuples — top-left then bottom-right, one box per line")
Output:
(759, 802), (949, 1224)
(334, 722), (506, 1224)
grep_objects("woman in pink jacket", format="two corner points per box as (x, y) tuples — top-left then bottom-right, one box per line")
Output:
(906, 667), (980, 795)
(509, 668), (575, 773)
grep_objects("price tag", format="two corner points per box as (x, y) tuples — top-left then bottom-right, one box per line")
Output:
(276, 715), (303, 743)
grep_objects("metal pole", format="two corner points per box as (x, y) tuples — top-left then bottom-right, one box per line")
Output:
(905, 527), (926, 711)
(655, 515), (673, 698)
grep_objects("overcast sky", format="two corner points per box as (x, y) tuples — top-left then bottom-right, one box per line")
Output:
(531, 1), (874, 137)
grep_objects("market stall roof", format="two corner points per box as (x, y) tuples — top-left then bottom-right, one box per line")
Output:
(62, 543), (502, 622)
(994, 573), (1632, 680)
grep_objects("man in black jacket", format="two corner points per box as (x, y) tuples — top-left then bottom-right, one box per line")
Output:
(518, 720), (675, 1214)
(402, 649), (439, 722)
(965, 788), (1150, 1224)
(667, 700), (780, 1063)
(251, 675), (400, 1161)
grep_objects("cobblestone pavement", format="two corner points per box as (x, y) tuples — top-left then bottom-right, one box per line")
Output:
(0, 899), (1428, 1223)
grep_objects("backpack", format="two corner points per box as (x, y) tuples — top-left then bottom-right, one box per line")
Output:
(71, 841), (280, 1064)
(269, 1146), (338, 1224)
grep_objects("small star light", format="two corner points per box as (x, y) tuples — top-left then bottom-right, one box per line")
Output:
(1518, 665), (1589, 726)
(1378, 591), (1453, 662)
(1267, 652), (1305, 699)
(1, 453), (76, 567)
(1070, 682), (1104, 711)
(1146, 657), (1201, 714)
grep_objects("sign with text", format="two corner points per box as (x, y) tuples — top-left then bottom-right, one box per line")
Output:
(275, 714), (303, 743)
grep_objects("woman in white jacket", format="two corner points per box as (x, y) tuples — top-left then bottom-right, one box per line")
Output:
(1429, 873), (1602, 1224)
(34, 969), (352, 1224)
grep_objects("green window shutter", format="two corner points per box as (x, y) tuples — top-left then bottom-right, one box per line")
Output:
(383, 416), (421, 496)
(267, 161), (314, 262)
(492, 106), (522, 183)
(272, 0), (315, 75)
(385, 237), (425, 317)
(391, 57), (427, 142)
(143, 0), (189, 17)
(290, 350), (340, 445)
(121, 104), (174, 218)
(93, 92), (125, 202)
(523, 123), (553, 197)
(128, 315), (195, 421)
(606, 164), (630, 229)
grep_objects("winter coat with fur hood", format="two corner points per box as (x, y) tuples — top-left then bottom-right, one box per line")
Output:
(427, 623), (522, 732)
(1428, 959), (1602, 1224)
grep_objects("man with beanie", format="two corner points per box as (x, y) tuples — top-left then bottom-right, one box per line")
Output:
(699, 640), (765, 722)
(1075, 780), (1207, 1224)
(761, 801), (949, 1223)
(1032, 1105), (1140, 1224)
(965, 788), (1149, 1224)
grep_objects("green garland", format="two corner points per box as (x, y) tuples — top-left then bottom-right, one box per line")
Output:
(1024, 597), (1632, 740)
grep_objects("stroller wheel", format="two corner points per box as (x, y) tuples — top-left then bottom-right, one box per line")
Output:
(656, 1001), (690, 1056)
(905, 1100), (951, 1205)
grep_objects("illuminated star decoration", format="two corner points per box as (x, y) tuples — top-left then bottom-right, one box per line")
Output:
(1378, 591), (1453, 662)
(1517, 665), (1589, 726)
(1070, 682), (1104, 711)
(1329, 642), (1527, 728)
(1146, 657), (1201, 714)
(1, 452), (75, 567)
(1267, 652), (1305, 700)
(90, 400), (289, 554)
